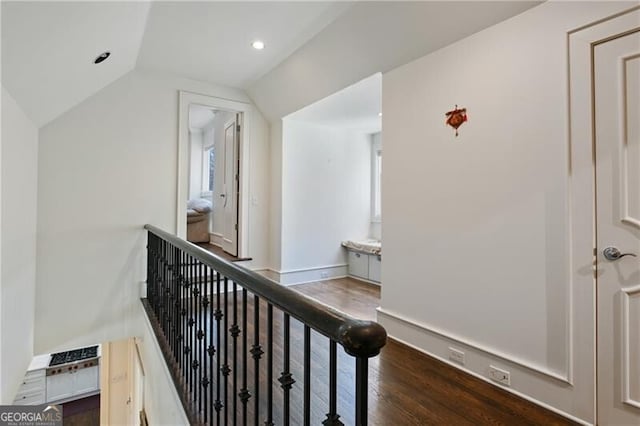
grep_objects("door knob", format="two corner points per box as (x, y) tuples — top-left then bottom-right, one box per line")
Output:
(603, 246), (637, 261)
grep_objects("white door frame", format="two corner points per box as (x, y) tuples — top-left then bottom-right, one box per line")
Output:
(569, 5), (640, 424)
(222, 116), (240, 256)
(177, 90), (252, 258)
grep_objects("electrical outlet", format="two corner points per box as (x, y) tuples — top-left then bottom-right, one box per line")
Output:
(320, 271), (329, 278)
(448, 347), (465, 365)
(489, 365), (510, 386)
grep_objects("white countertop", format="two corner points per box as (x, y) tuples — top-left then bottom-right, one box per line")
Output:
(27, 353), (51, 371)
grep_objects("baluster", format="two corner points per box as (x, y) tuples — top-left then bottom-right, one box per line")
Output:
(215, 272), (223, 424)
(197, 262), (204, 418)
(204, 268), (216, 423)
(187, 254), (194, 396)
(157, 238), (162, 326)
(185, 254), (191, 393)
(231, 282), (239, 425)
(185, 251), (190, 375)
(167, 242), (172, 336)
(167, 243), (172, 354)
(176, 249), (181, 370)
(188, 256), (195, 410)
(180, 250), (187, 375)
(147, 234), (152, 302)
(145, 233), (152, 308)
(355, 357), (368, 426)
(223, 276), (230, 426)
(251, 295), (263, 426)
(200, 266), (213, 424)
(304, 325), (311, 426)
(160, 238), (165, 329)
(166, 241), (171, 335)
(171, 246), (180, 358)
(156, 237), (162, 325)
(160, 238), (164, 318)
(173, 246), (180, 365)
(239, 288), (250, 423)
(323, 341), (342, 425)
(154, 237), (160, 318)
(191, 257), (198, 401)
(157, 237), (161, 310)
(162, 239), (168, 335)
(153, 234), (158, 308)
(165, 242), (171, 355)
(265, 304), (274, 426)
(183, 252), (188, 388)
(279, 313), (295, 426)
(168, 243), (175, 358)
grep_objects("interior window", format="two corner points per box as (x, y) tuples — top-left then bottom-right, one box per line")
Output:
(372, 147), (382, 221)
(207, 147), (215, 192)
(202, 146), (215, 194)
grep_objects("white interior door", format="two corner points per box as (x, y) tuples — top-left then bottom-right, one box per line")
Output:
(595, 25), (640, 426)
(222, 115), (240, 256)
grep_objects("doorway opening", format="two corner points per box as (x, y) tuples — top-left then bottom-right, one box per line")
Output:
(277, 73), (382, 287)
(177, 91), (252, 260)
(186, 105), (240, 257)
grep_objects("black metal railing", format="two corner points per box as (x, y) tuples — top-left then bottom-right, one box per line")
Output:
(142, 225), (387, 425)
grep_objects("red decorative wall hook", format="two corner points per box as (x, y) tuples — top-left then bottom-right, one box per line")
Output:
(445, 105), (468, 136)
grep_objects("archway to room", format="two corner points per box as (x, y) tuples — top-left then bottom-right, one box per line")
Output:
(277, 73), (382, 318)
(177, 91), (253, 261)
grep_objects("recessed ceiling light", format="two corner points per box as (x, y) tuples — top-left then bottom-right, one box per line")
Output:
(378, 113), (383, 117)
(251, 40), (265, 50)
(94, 51), (111, 64)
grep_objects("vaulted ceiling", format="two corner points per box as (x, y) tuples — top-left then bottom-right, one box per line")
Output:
(136, 2), (349, 89)
(1, 1), (150, 127)
(1, 1), (541, 128)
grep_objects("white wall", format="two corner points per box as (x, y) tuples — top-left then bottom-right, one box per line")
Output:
(280, 120), (371, 284)
(134, 304), (189, 425)
(36, 69), (270, 353)
(251, 4), (537, 275)
(188, 129), (203, 200)
(269, 121), (283, 271)
(246, 110), (271, 270)
(0, 86), (38, 402)
(377, 1), (637, 423)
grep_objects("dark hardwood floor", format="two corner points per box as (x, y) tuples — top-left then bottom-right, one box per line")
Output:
(291, 278), (576, 426)
(196, 242), (252, 263)
(147, 275), (576, 425)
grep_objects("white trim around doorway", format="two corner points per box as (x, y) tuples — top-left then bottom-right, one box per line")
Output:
(177, 90), (253, 259)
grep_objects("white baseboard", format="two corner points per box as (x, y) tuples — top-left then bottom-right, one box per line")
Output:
(209, 232), (223, 246)
(377, 308), (568, 382)
(376, 308), (592, 425)
(254, 264), (347, 286)
(347, 274), (381, 286)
